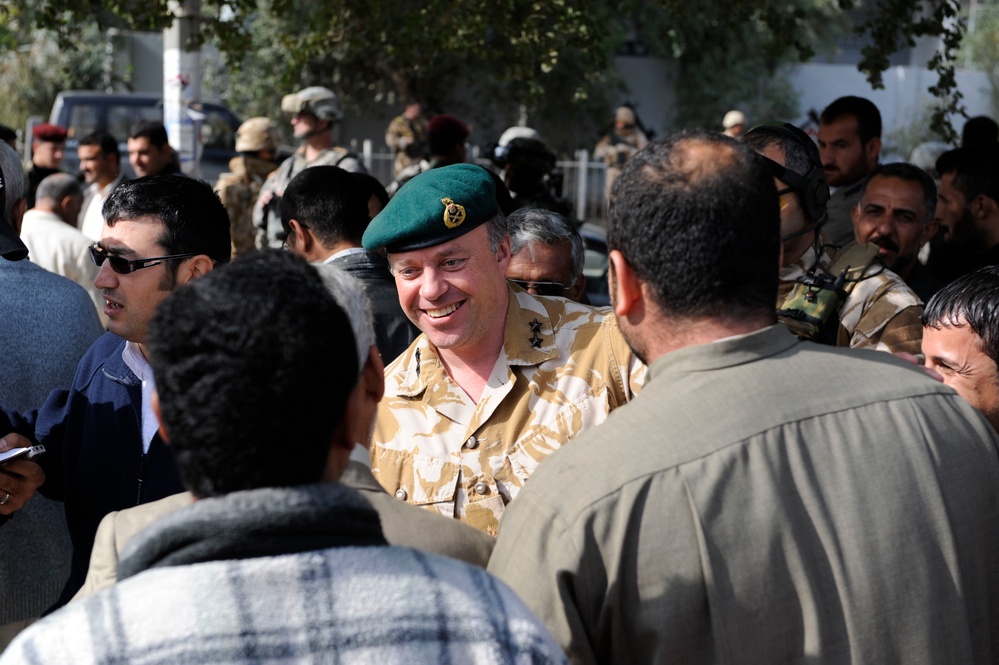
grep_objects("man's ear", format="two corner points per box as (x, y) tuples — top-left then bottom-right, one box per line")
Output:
(178, 255), (216, 284)
(288, 219), (315, 255)
(569, 272), (587, 303)
(919, 218), (939, 248)
(865, 137), (882, 162)
(151, 390), (170, 443)
(321, 393), (358, 483)
(11, 197), (26, 234)
(363, 346), (385, 403)
(495, 234), (512, 272)
(608, 249), (642, 318)
(976, 195), (998, 219)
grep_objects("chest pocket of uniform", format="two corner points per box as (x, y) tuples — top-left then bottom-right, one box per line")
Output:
(371, 444), (460, 516)
(493, 396), (596, 498)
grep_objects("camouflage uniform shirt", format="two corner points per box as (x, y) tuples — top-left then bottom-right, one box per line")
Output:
(778, 240), (924, 355)
(214, 155), (276, 259)
(385, 114), (427, 178)
(371, 287), (645, 536)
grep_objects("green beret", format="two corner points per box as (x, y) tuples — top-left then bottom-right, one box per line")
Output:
(362, 163), (499, 253)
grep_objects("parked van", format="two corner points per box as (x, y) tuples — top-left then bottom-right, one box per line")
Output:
(49, 90), (242, 181)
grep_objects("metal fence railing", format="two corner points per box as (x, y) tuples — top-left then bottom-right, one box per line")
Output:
(350, 140), (610, 226)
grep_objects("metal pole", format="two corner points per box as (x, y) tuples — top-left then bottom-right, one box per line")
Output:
(575, 149), (588, 224)
(163, 0), (202, 177)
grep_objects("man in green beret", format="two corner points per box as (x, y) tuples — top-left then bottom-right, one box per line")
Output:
(362, 163), (644, 536)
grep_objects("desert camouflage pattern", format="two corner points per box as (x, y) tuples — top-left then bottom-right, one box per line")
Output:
(778, 240), (924, 355)
(215, 155), (276, 259)
(371, 287), (645, 536)
(385, 114), (427, 178)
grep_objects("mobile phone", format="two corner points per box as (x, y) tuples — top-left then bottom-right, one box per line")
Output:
(0, 446), (45, 465)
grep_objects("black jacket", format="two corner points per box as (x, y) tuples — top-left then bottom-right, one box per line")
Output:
(330, 251), (419, 363)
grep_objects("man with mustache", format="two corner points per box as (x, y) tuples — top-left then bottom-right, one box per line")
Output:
(852, 162), (942, 301)
(818, 96), (883, 247)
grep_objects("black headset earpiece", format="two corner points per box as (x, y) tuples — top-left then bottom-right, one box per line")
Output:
(746, 122), (830, 227)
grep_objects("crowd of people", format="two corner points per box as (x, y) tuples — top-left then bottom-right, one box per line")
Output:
(1, 86), (999, 664)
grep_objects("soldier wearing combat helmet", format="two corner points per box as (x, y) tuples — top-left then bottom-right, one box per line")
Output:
(215, 117), (280, 258)
(253, 86), (367, 249)
(362, 163), (644, 536)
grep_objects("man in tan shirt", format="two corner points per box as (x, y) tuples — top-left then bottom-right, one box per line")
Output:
(362, 163), (644, 536)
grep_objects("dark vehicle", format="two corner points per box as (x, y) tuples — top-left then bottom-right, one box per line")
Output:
(580, 222), (610, 306)
(49, 90), (242, 182)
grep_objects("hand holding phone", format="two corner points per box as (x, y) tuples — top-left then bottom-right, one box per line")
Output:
(0, 446), (45, 465)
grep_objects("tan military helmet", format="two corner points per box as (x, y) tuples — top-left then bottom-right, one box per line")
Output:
(235, 117), (280, 152)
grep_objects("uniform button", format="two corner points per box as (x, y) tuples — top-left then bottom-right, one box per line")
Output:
(465, 436), (479, 450)
(474, 482), (488, 495)
(394, 488), (408, 500)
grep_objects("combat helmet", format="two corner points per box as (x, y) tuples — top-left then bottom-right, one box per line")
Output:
(235, 117), (281, 152)
(281, 87), (343, 123)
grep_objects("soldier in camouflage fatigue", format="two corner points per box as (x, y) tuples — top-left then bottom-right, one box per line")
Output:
(744, 123), (923, 356)
(361, 164), (645, 536)
(594, 106), (648, 203)
(385, 101), (427, 179)
(254, 87), (367, 249)
(214, 118), (280, 259)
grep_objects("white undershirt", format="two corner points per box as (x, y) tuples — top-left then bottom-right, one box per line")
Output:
(324, 247), (367, 263)
(121, 342), (159, 454)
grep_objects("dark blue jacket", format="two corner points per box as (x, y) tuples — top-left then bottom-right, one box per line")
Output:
(0, 332), (184, 606)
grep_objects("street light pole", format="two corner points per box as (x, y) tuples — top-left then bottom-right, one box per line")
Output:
(163, 0), (203, 177)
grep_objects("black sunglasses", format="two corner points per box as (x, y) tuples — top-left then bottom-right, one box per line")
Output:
(508, 278), (571, 297)
(89, 244), (196, 274)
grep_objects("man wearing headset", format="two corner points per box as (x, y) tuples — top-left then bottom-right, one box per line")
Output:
(743, 123), (923, 355)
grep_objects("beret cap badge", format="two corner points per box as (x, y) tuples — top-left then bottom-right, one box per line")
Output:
(441, 198), (466, 229)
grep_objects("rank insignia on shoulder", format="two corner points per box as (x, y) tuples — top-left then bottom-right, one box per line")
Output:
(529, 333), (543, 349)
(441, 197), (466, 228)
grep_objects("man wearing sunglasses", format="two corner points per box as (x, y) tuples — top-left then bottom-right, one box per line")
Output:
(743, 123), (923, 356)
(506, 207), (588, 304)
(0, 174), (230, 608)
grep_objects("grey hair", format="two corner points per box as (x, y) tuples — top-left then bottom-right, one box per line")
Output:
(506, 207), (584, 280)
(314, 263), (375, 374)
(486, 211), (509, 253)
(35, 172), (83, 204)
(0, 143), (24, 221)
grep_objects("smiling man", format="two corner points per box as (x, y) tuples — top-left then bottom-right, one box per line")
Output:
(361, 163), (643, 536)
(852, 162), (941, 301)
(0, 175), (230, 607)
(922, 265), (999, 432)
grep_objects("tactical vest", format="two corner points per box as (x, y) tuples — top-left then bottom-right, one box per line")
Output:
(778, 243), (882, 345)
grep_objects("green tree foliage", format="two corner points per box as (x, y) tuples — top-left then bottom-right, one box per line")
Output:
(960, 0), (999, 122)
(0, 2), (126, 138)
(0, 0), (970, 146)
